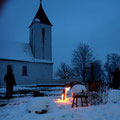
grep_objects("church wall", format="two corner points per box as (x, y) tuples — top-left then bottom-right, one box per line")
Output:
(29, 22), (52, 60)
(0, 60), (53, 86)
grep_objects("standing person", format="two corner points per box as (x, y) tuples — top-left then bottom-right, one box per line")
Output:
(4, 68), (16, 99)
(111, 68), (120, 89)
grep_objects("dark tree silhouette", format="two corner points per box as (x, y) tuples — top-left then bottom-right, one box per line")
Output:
(56, 62), (74, 79)
(104, 53), (120, 85)
(72, 43), (94, 81)
(88, 60), (105, 81)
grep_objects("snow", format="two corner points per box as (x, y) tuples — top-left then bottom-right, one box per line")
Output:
(0, 86), (35, 94)
(26, 97), (58, 114)
(108, 89), (120, 103)
(35, 18), (40, 22)
(1, 87), (120, 120)
(1, 98), (120, 120)
(0, 40), (52, 63)
(72, 85), (86, 95)
(55, 97), (73, 109)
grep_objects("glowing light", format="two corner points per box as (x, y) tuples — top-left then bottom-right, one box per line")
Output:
(55, 97), (72, 104)
(55, 87), (72, 104)
(65, 87), (70, 92)
(61, 94), (64, 100)
(61, 87), (71, 101)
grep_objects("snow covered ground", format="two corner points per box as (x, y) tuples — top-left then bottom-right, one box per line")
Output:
(0, 86), (120, 120)
(0, 86), (64, 97)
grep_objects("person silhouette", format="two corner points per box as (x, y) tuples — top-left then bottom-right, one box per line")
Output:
(4, 68), (16, 99)
(111, 68), (120, 89)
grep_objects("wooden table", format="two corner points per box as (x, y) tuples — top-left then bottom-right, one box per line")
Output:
(72, 93), (88, 108)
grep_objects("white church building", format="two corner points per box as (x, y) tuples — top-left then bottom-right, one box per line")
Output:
(0, 2), (53, 86)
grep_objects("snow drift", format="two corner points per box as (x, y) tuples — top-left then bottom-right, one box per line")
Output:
(72, 84), (86, 95)
(108, 90), (120, 103)
(26, 97), (58, 114)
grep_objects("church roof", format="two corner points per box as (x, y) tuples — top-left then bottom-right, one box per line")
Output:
(31, 2), (52, 26)
(0, 40), (52, 64)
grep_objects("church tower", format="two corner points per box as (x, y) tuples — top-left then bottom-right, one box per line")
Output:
(29, 0), (52, 61)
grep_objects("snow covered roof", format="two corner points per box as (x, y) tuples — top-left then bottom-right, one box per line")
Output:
(0, 40), (52, 64)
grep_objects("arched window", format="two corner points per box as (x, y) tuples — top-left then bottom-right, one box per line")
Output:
(42, 28), (45, 45)
(22, 66), (27, 76)
(7, 65), (12, 72)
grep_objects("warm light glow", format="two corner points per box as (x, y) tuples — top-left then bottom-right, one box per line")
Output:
(65, 87), (70, 92)
(56, 97), (72, 104)
(61, 87), (71, 101)
(55, 87), (71, 104)
(61, 94), (64, 100)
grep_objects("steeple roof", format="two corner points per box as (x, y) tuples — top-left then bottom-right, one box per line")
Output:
(31, 1), (52, 26)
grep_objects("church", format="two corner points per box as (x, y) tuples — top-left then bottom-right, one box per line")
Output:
(0, 1), (53, 86)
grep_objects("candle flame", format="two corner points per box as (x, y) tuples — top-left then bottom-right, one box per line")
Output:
(65, 87), (70, 92)
(61, 87), (70, 101)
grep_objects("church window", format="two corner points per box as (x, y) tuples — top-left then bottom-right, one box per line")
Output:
(7, 65), (12, 72)
(42, 28), (45, 45)
(31, 29), (33, 51)
(22, 66), (27, 76)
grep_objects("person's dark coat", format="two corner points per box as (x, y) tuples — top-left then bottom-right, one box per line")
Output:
(4, 70), (16, 98)
(4, 71), (16, 86)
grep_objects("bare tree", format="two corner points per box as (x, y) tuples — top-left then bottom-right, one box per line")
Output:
(104, 53), (120, 84)
(56, 62), (74, 79)
(72, 43), (94, 81)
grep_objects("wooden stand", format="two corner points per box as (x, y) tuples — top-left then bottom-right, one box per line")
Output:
(72, 94), (88, 108)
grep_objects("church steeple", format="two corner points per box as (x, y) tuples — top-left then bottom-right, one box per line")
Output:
(31, 0), (52, 26)
(29, 0), (52, 60)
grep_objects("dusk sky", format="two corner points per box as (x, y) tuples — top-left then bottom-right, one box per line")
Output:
(0, 0), (120, 77)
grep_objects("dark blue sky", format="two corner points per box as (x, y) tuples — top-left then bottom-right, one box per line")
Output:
(0, 0), (120, 77)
